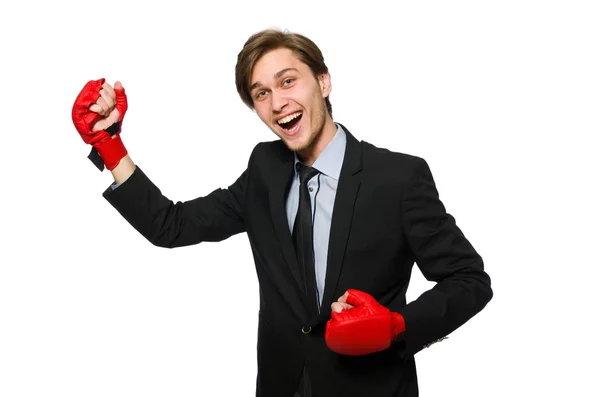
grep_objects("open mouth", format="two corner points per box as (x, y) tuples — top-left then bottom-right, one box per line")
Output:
(277, 112), (303, 132)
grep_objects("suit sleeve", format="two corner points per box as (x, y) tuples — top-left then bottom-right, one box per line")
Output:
(102, 153), (253, 248)
(397, 157), (493, 356)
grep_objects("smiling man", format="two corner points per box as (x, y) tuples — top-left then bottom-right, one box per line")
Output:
(242, 46), (335, 165)
(71, 29), (493, 397)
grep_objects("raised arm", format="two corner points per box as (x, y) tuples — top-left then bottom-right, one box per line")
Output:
(71, 78), (248, 248)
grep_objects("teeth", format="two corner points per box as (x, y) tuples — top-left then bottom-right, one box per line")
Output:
(277, 112), (302, 125)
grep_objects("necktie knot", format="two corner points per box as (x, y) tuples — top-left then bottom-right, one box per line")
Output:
(296, 162), (320, 185)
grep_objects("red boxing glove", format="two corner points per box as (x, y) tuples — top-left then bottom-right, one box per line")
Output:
(71, 78), (128, 171)
(325, 289), (406, 356)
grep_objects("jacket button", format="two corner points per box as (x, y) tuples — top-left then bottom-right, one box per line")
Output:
(302, 326), (312, 334)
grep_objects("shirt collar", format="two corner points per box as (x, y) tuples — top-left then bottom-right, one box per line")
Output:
(294, 123), (346, 181)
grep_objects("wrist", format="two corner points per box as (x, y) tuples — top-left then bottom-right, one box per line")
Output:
(94, 134), (128, 171)
(111, 154), (135, 184)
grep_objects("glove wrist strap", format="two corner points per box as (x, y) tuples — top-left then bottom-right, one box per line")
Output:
(92, 134), (128, 171)
(391, 312), (406, 338)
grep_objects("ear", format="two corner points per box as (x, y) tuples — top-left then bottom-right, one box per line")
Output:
(318, 72), (332, 98)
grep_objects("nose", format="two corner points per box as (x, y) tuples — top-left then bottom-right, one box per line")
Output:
(271, 89), (288, 113)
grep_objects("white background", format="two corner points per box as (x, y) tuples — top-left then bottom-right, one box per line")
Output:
(1, 0), (599, 396)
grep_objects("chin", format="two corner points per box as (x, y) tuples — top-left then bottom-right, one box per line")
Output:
(289, 135), (313, 153)
(282, 139), (303, 153)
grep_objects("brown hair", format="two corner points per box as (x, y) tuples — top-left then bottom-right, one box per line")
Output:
(235, 29), (333, 117)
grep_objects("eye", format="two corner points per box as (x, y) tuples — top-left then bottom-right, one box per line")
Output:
(255, 90), (267, 99)
(283, 78), (294, 86)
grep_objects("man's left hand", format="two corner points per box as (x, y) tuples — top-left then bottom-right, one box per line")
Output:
(326, 289), (406, 355)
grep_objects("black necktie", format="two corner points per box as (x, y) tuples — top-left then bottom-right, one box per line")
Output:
(292, 162), (321, 316)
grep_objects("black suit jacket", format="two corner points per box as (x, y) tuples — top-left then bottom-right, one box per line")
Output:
(103, 125), (492, 397)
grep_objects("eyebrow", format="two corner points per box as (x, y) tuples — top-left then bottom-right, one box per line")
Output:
(249, 68), (299, 92)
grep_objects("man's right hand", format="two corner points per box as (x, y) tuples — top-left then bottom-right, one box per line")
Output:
(72, 78), (128, 171)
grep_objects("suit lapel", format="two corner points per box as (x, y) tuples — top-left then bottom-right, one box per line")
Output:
(266, 126), (363, 323)
(267, 144), (306, 295)
(317, 125), (363, 321)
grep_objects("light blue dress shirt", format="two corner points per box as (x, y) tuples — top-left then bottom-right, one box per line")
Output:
(286, 124), (346, 307)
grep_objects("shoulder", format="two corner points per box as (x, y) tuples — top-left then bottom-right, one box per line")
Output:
(358, 139), (430, 179)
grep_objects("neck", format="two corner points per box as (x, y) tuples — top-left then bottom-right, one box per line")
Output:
(297, 116), (337, 166)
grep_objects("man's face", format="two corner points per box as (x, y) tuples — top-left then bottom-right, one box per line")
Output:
(249, 48), (332, 154)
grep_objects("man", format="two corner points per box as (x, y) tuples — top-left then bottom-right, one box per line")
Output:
(71, 29), (492, 397)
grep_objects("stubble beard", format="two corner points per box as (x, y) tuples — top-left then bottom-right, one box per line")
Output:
(291, 101), (327, 155)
